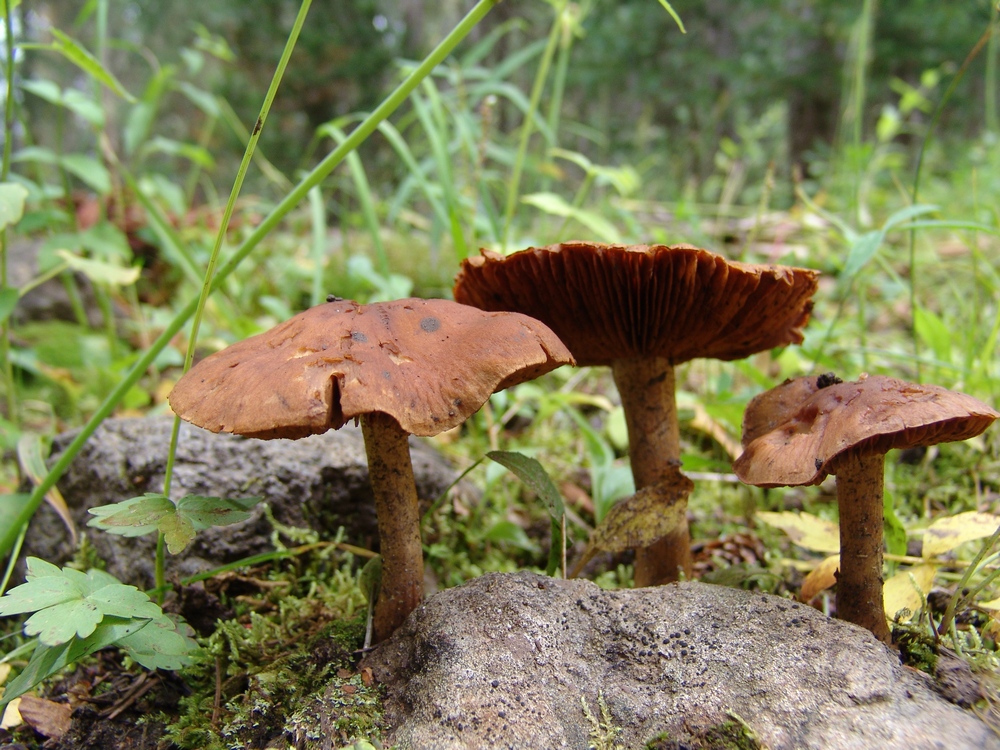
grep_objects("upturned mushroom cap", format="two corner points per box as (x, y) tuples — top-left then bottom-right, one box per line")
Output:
(453, 242), (819, 366)
(734, 375), (1000, 487)
(168, 297), (575, 439)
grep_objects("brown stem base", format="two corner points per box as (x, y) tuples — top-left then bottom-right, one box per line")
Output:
(612, 356), (692, 586)
(835, 451), (891, 644)
(361, 412), (424, 644)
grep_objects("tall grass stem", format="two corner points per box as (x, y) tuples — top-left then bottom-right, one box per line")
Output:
(501, 1), (563, 250)
(1, 0), (501, 560)
(908, 20), (996, 381)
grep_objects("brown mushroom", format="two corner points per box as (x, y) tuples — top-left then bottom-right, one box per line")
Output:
(454, 241), (818, 586)
(734, 374), (999, 642)
(169, 297), (574, 642)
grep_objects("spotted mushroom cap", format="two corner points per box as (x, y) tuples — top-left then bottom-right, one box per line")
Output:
(168, 297), (575, 439)
(734, 375), (1000, 488)
(453, 242), (819, 366)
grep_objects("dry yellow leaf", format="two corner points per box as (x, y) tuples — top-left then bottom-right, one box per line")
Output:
(756, 511), (840, 554)
(883, 564), (936, 622)
(0, 697), (21, 730)
(570, 469), (692, 578)
(800, 554), (840, 600)
(922, 511), (1000, 558)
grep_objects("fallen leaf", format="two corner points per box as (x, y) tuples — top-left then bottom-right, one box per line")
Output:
(16, 695), (72, 739)
(883, 565), (936, 622)
(756, 511), (840, 554)
(922, 512), (1000, 558)
(800, 554), (840, 600)
(570, 467), (693, 578)
(0, 697), (21, 730)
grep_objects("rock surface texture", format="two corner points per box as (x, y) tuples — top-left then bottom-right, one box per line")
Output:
(365, 571), (998, 750)
(25, 416), (461, 588)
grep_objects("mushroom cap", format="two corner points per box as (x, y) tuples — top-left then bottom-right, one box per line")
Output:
(740, 373), (843, 447)
(453, 242), (819, 366)
(734, 375), (1000, 488)
(168, 297), (575, 439)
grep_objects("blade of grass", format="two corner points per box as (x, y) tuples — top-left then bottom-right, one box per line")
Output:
(908, 17), (996, 380)
(500, 0), (563, 250)
(320, 121), (390, 278)
(1, 0), (502, 563)
(308, 185), (326, 308)
(1, 0), (18, 427)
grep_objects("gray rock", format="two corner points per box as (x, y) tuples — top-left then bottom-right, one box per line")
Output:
(364, 571), (998, 750)
(25, 416), (462, 588)
(9, 238), (101, 326)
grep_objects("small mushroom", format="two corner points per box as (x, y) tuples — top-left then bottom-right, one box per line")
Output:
(454, 241), (818, 585)
(734, 374), (999, 642)
(169, 297), (573, 642)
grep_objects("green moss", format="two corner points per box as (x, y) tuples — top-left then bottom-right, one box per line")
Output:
(645, 718), (762, 750)
(163, 548), (385, 750)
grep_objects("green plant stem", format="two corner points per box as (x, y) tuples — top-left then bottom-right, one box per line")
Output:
(1, 0), (17, 427)
(308, 185), (326, 307)
(937, 523), (1000, 639)
(157, 0), (315, 594)
(986, 4), (999, 133)
(539, 6), (575, 194)
(1, 0), (500, 564)
(909, 19), (995, 381)
(501, 0), (563, 250)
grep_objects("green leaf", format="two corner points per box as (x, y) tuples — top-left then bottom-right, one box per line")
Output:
(655, 0), (686, 32)
(487, 450), (564, 522)
(175, 81), (221, 117)
(24, 598), (103, 644)
(0, 559), (164, 646)
(0, 287), (19, 325)
(59, 154), (111, 194)
(840, 229), (884, 280)
(0, 182), (29, 230)
(0, 575), (80, 615)
(157, 511), (195, 554)
(87, 493), (174, 537)
(88, 493), (260, 554)
(0, 493), (31, 559)
(19, 80), (104, 126)
(117, 614), (198, 670)
(0, 641), (72, 708)
(55, 250), (140, 286)
(88, 584), (162, 620)
(521, 192), (620, 242)
(175, 494), (259, 529)
(483, 520), (537, 552)
(24, 556), (63, 580)
(1, 618), (150, 707)
(880, 203), (938, 232)
(913, 306), (952, 364)
(883, 489), (907, 557)
(48, 30), (136, 103)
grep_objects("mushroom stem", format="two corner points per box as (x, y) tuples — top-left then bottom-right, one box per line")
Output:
(834, 451), (891, 644)
(611, 356), (692, 586)
(360, 412), (425, 643)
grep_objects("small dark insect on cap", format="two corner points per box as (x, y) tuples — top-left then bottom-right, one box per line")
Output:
(326, 294), (344, 303)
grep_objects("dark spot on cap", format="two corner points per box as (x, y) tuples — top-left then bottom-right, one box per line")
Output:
(351, 331), (368, 342)
(420, 316), (441, 333)
(817, 372), (842, 388)
(815, 457), (824, 470)
(454, 398), (462, 407)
